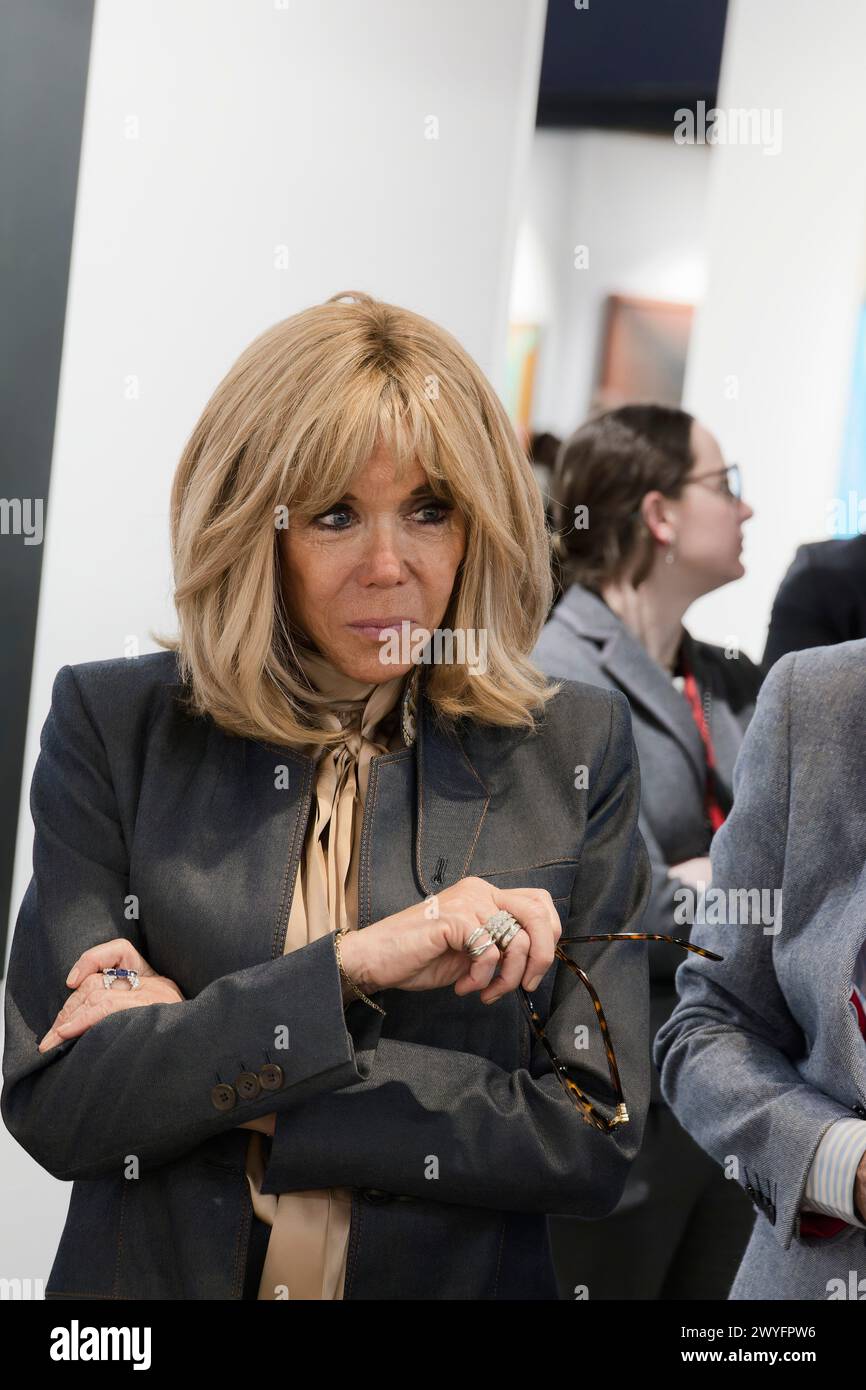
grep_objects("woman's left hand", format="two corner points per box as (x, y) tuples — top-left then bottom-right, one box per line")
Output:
(38, 938), (185, 1053)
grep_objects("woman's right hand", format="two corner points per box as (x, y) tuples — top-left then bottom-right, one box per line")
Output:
(337, 877), (561, 1005)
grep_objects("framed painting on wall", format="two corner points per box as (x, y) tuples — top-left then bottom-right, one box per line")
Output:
(595, 294), (694, 410)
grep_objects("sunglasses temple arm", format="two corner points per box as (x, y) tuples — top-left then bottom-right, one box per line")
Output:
(558, 935), (723, 962)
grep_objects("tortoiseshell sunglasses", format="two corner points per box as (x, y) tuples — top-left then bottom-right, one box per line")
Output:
(516, 933), (723, 1132)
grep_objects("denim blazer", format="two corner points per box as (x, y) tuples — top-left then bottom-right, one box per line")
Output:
(2, 650), (652, 1300)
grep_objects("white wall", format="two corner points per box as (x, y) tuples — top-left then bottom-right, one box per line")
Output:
(2, 0), (546, 1291)
(682, 0), (866, 656)
(510, 127), (711, 437)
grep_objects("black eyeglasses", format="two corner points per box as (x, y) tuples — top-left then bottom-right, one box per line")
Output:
(681, 462), (742, 501)
(518, 933), (723, 1132)
(627, 463), (743, 523)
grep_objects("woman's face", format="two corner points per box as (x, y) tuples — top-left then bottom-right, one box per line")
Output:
(279, 439), (467, 682)
(662, 420), (754, 593)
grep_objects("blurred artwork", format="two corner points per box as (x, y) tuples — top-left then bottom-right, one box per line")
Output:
(505, 322), (541, 433)
(595, 294), (694, 410)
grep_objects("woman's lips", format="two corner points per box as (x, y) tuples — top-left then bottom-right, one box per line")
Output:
(348, 618), (415, 638)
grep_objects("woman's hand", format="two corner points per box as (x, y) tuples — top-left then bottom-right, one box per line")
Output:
(338, 877), (561, 1004)
(38, 938), (184, 1052)
(667, 856), (712, 888)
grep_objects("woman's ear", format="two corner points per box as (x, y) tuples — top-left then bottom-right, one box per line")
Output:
(640, 490), (677, 547)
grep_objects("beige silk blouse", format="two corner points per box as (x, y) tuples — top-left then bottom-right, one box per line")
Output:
(244, 646), (414, 1300)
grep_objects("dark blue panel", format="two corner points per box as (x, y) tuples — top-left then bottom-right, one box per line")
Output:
(538, 0), (729, 131)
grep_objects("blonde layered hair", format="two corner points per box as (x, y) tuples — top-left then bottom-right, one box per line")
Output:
(153, 290), (561, 750)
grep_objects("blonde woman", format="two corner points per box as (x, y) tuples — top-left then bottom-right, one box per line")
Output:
(4, 292), (654, 1301)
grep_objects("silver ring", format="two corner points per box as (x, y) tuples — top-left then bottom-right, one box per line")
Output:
(484, 910), (523, 951)
(464, 926), (497, 958)
(101, 968), (141, 991)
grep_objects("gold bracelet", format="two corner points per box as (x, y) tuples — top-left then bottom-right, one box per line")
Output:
(334, 927), (386, 1016)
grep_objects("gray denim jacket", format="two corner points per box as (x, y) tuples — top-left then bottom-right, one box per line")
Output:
(2, 651), (652, 1299)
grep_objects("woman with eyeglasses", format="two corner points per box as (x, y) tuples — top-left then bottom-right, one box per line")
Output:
(3, 294), (661, 1302)
(532, 403), (762, 1300)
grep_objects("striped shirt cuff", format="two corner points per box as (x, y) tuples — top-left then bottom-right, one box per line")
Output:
(800, 1118), (866, 1227)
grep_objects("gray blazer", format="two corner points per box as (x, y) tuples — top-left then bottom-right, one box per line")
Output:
(2, 649), (652, 1300)
(532, 583), (763, 1101)
(654, 640), (866, 1299)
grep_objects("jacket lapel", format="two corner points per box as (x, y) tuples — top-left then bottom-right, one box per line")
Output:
(355, 671), (491, 932)
(559, 585), (706, 791)
(412, 681), (491, 896)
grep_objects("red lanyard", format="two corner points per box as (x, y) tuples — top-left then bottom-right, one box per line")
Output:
(678, 649), (726, 834)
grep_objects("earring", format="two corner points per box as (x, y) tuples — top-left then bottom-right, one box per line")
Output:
(664, 539), (676, 565)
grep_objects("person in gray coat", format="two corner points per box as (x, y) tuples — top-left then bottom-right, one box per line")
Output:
(654, 640), (866, 1299)
(532, 403), (762, 1298)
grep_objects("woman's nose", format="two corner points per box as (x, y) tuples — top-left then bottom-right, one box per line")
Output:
(738, 498), (754, 522)
(358, 534), (405, 582)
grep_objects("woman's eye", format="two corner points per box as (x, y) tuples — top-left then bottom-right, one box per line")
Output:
(412, 502), (453, 525)
(311, 507), (353, 530)
(310, 501), (452, 531)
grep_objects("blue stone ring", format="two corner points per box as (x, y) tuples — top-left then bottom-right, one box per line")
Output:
(101, 967), (142, 991)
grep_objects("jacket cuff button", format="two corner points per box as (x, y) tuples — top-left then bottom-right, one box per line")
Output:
(211, 1083), (237, 1112)
(235, 1071), (262, 1101)
(259, 1063), (284, 1091)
